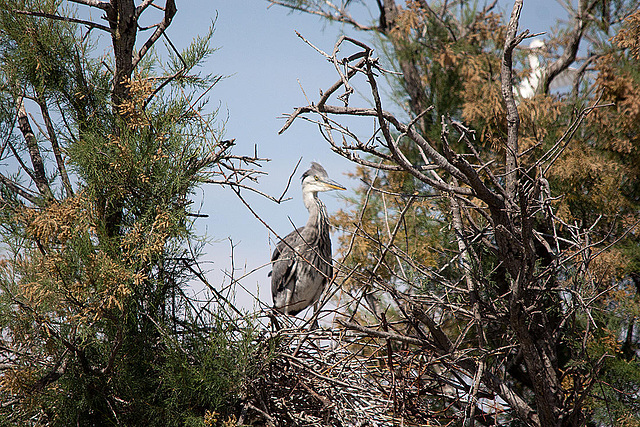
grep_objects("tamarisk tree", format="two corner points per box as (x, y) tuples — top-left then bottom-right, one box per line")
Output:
(0, 1), (266, 425)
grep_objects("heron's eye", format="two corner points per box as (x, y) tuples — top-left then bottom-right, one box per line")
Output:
(314, 176), (319, 181)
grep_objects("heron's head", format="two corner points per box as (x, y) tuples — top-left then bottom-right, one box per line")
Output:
(301, 162), (346, 194)
(528, 39), (545, 50)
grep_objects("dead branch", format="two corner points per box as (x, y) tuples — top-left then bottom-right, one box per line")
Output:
(12, 9), (112, 32)
(132, 0), (176, 69)
(501, 0), (527, 198)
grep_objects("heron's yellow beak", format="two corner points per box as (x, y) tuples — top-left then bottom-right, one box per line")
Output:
(321, 178), (346, 191)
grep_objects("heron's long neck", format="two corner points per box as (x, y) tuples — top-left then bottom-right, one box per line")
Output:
(303, 191), (328, 232)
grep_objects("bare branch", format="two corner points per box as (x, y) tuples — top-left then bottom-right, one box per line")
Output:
(132, 0), (177, 69)
(36, 96), (73, 197)
(12, 9), (112, 32)
(501, 0), (527, 198)
(337, 320), (427, 347)
(67, 0), (109, 9)
(135, 0), (156, 18)
(16, 97), (52, 200)
(540, 0), (591, 94)
(267, 0), (375, 31)
(0, 173), (38, 204)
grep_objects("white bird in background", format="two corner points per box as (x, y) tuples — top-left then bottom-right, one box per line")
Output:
(518, 38), (580, 99)
(518, 39), (546, 99)
(270, 162), (346, 320)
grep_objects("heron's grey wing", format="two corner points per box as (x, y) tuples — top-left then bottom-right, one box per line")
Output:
(270, 227), (305, 298)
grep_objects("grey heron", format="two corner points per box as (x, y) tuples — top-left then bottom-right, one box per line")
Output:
(270, 162), (346, 317)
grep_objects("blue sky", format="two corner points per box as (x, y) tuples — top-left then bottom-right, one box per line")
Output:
(158, 0), (568, 312)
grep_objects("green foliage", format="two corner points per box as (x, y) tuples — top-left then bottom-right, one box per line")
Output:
(166, 20), (221, 90)
(0, 2), (269, 426)
(0, 0), (70, 93)
(160, 315), (268, 426)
